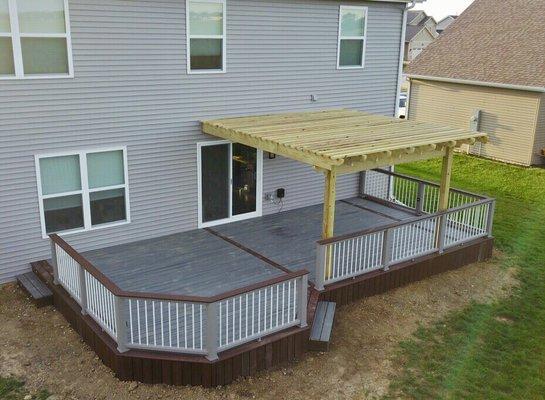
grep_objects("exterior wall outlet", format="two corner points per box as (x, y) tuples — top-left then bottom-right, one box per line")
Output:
(310, 94), (318, 102)
(264, 192), (274, 201)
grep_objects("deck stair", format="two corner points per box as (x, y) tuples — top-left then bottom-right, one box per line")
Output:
(308, 301), (336, 352)
(16, 271), (53, 307)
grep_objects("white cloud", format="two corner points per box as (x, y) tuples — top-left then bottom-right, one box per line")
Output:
(413, 0), (475, 20)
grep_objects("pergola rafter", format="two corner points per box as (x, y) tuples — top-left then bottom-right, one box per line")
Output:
(202, 109), (488, 240)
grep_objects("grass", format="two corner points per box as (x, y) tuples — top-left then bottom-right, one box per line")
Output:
(0, 376), (50, 400)
(384, 154), (545, 399)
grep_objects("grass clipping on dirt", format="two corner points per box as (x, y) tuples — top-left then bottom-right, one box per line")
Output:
(386, 155), (545, 399)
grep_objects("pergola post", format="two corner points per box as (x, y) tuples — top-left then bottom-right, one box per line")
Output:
(436, 146), (454, 252)
(322, 168), (337, 239)
(322, 168), (337, 280)
(438, 146), (454, 211)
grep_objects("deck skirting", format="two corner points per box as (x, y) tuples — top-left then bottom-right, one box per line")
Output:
(319, 237), (494, 306)
(32, 261), (309, 387)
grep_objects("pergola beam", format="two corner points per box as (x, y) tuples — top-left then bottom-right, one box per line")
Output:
(202, 123), (342, 170)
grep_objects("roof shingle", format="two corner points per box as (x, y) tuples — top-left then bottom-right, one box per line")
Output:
(407, 0), (545, 89)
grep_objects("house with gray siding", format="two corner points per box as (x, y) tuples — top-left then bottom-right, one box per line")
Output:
(0, 0), (496, 386)
(1, 0), (408, 283)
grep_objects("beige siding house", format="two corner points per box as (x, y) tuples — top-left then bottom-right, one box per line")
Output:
(407, 0), (545, 166)
(409, 81), (545, 165)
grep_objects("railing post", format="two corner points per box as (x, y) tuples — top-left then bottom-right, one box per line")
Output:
(388, 170), (395, 201)
(206, 302), (219, 361)
(78, 265), (88, 315)
(382, 228), (393, 271)
(50, 240), (59, 285)
(437, 214), (448, 253)
(416, 182), (425, 214)
(359, 171), (367, 197)
(114, 296), (129, 353)
(297, 275), (308, 328)
(486, 201), (495, 238)
(315, 244), (327, 291)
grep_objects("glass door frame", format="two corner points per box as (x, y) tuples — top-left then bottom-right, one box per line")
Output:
(197, 140), (263, 228)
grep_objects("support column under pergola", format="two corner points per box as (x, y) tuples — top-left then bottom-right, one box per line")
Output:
(438, 146), (454, 212)
(322, 168), (337, 240)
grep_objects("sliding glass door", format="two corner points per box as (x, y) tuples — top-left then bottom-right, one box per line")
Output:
(198, 141), (262, 227)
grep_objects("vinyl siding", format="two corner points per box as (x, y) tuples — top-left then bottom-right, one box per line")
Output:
(0, 0), (404, 283)
(531, 94), (545, 165)
(408, 80), (542, 166)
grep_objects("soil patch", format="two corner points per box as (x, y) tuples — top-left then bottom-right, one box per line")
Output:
(0, 253), (516, 400)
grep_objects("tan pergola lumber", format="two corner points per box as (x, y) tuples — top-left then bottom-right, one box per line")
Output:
(438, 147), (454, 211)
(201, 109), (488, 240)
(202, 109), (487, 174)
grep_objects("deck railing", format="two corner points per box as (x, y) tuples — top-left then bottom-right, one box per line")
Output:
(362, 169), (485, 214)
(315, 170), (495, 290)
(50, 234), (308, 359)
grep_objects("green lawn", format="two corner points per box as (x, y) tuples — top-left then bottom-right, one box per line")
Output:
(385, 155), (545, 399)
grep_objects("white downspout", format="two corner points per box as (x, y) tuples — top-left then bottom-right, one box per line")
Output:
(394, 1), (415, 118)
(390, 1), (415, 197)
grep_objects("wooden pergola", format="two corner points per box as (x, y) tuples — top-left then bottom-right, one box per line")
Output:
(202, 109), (488, 240)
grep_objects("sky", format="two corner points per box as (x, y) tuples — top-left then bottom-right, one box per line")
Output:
(413, 0), (475, 20)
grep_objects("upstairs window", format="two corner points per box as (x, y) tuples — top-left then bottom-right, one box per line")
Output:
(337, 5), (367, 69)
(36, 148), (130, 237)
(0, 0), (73, 79)
(186, 0), (225, 73)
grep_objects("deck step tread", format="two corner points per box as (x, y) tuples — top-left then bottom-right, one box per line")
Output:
(17, 271), (53, 307)
(309, 301), (336, 351)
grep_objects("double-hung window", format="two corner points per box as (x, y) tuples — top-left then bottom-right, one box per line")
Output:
(186, 0), (225, 73)
(337, 5), (367, 69)
(0, 0), (73, 79)
(36, 148), (130, 237)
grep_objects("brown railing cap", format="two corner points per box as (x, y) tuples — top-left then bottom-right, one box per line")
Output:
(317, 197), (495, 246)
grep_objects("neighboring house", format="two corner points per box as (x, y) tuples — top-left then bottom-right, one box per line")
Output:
(407, 0), (545, 166)
(399, 9), (437, 92)
(436, 15), (457, 34)
(404, 10), (438, 63)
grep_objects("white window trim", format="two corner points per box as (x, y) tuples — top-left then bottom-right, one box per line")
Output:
(197, 140), (263, 228)
(1, 0), (74, 80)
(336, 5), (368, 70)
(186, 0), (226, 74)
(35, 146), (131, 239)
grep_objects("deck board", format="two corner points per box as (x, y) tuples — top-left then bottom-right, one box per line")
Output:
(212, 198), (415, 281)
(82, 229), (284, 297)
(80, 198), (415, 297)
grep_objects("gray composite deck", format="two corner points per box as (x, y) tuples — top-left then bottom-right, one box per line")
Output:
(212, 197), (413, 280)
(81, 198), (415, 297)
(82, 229), (284, 297)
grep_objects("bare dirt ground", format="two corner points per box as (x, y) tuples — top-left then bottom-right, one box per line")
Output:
(0, 253), (517, 400)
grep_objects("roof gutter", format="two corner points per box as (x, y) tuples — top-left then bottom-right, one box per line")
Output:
(408, 74), (545, 93)
(394, 1), (416, 117)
